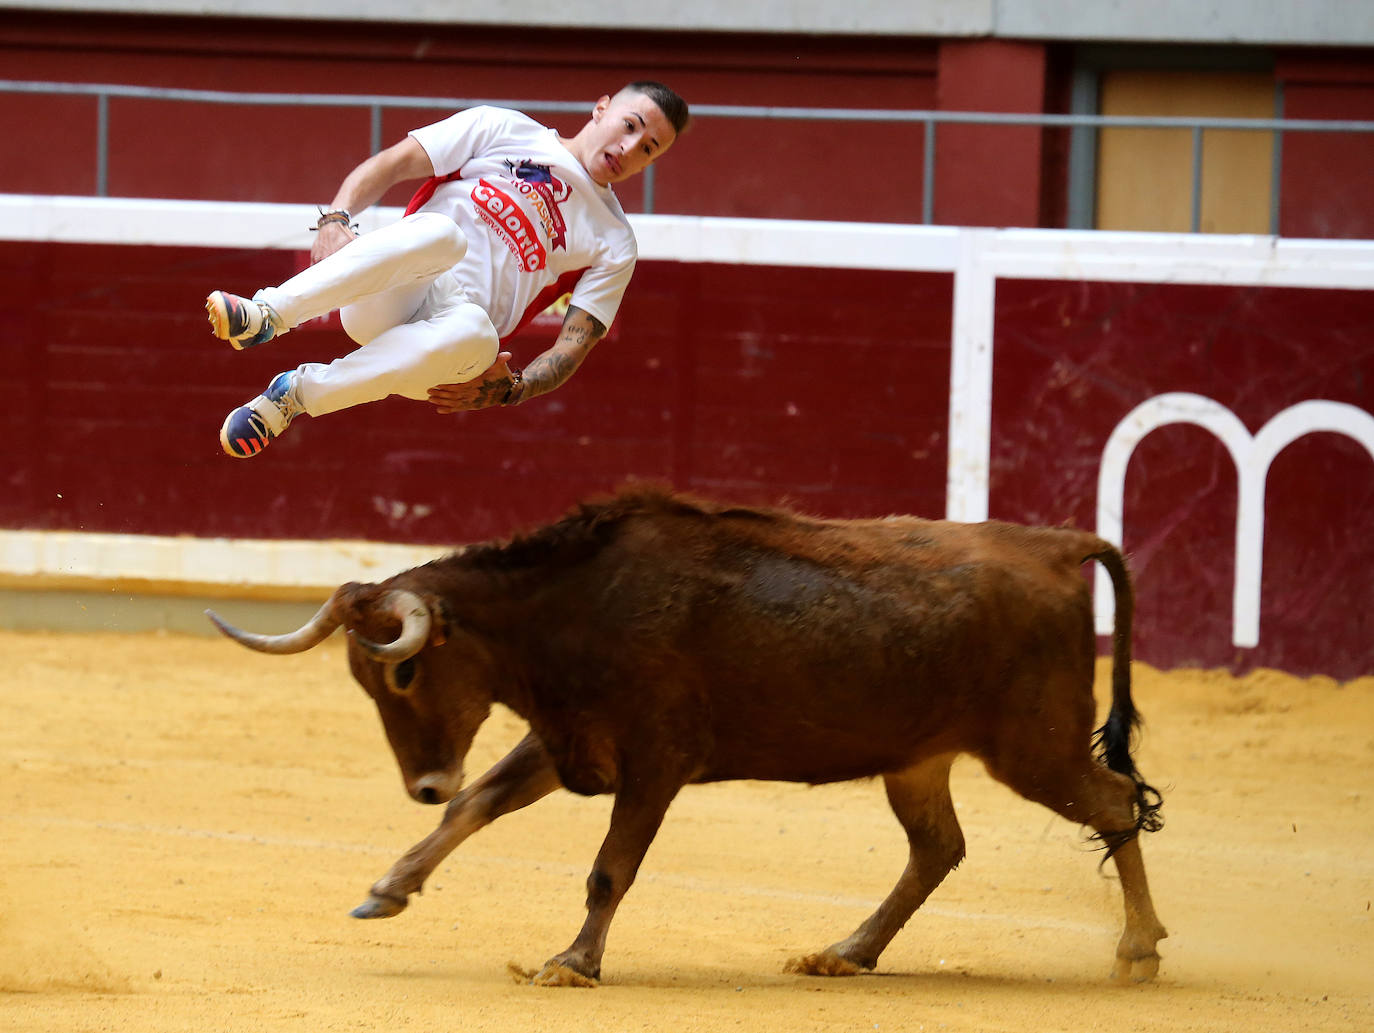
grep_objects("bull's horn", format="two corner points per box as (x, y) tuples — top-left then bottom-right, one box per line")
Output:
(353, 589), (432, 663)
(206, 591), (343, 654)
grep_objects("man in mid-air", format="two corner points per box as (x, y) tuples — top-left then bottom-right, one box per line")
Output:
(205, 81), (688, 457)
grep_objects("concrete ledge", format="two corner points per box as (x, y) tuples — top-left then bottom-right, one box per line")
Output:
(0, 586), (327, 637)
(0, 528), (453, 635)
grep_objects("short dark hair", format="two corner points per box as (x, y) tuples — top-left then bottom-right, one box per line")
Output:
(623, 81), (690, 135)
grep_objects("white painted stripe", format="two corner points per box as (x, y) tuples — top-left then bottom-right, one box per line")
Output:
(4, 192), (1372, 309)
(946, 229), (997, 523)
(631, 213), (962, 271)
(0, 196), (966, 270)
(983, 228), (1374, 290)
(6, 195), (1373, 287)
(0, 195), (396, 250)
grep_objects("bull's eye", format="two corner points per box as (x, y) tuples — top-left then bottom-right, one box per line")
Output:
(385, 657), (417, 693)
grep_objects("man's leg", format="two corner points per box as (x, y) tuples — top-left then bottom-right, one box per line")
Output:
(337, 282), (432, 347)
(294, 297), (500, 417)
(258, 212), (467, 329)
(218, 299), (498, 458)
(207, 213), (467, 349)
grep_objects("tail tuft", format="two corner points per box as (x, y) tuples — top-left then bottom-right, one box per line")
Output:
(1087, 542), (1164, 859)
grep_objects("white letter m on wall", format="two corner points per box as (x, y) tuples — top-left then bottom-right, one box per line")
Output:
(1095, 393), (1374, 648)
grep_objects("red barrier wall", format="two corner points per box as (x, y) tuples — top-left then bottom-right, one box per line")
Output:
(3, 239), (1371, 678)
(0, 240), (953, 541)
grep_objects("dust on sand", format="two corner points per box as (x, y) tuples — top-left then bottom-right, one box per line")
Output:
(1, 630), (1370, 1032)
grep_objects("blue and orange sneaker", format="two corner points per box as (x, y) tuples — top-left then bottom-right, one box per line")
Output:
(205, 290), (286, 350)
(219, 371), (303, 458)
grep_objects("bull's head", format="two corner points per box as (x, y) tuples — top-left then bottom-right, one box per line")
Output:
(207, 581), (494, 806)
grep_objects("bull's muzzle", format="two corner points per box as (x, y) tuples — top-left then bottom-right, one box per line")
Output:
(409, 770), (464, 806)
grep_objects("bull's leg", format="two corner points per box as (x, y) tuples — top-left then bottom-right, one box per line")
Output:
(352, 732), (562, 919)
(983, 753), (1167, 983)
(527, 773), (682, 986)
(1102, 834), (1167, 983)
(787, 753), (965, 977)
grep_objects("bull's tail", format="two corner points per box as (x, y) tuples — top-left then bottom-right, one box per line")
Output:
(1086, 542), (1163, 854)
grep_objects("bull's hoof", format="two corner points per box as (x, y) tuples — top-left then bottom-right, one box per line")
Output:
(1110, 953), (1160, 984)
(507, 960), (599, 988)
(784, 950), (865, 977)
(349, 893), (408, 919)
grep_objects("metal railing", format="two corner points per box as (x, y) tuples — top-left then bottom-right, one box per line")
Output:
(4, 79), (1374, 232)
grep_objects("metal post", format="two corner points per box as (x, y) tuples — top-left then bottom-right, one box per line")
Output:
(370, 104), (383, 156)
(643, 164), (656, 214)
(96, 92), (109, 197)
(922, 118), (935, 224)
(1270, 82), (1285, 236)
(1190, 125), (1203, 233)
(1067, 68), (1100, 230)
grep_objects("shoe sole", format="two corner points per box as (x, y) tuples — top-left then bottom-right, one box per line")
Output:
(205, 291), (250, 351)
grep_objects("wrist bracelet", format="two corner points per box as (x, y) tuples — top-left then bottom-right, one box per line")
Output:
(501, 368), (525, 406)
(312, 208), (356, 232)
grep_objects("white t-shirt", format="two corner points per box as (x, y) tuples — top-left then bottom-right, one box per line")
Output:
(407, 106), (637, 339)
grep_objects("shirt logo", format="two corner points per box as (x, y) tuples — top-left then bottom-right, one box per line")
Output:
(469, 160), (571, 273)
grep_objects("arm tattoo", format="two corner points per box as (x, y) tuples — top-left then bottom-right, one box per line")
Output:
(470, 376), (512, 409)
(515, 306), (606, 403)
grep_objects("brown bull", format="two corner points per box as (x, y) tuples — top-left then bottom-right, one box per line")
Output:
(209, 486), (1166, 986)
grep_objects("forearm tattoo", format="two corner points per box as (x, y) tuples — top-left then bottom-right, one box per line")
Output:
(470, 376), (515, 409)
(512, 308), (606, 405)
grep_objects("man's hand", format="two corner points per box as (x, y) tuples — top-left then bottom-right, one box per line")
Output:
(310, 137), (434, 265)
(427, 352), (516, 413)
(427, 305), (605, 415)
(311, 220), (357, 265)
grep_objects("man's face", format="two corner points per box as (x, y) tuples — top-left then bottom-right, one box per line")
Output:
(580, 89), (677, 186)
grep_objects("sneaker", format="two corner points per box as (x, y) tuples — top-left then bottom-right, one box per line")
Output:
(205, 290), (286, 350)
(219, 371), (304, 458)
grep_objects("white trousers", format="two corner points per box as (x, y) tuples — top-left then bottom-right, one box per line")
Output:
(254, 212), (500, 418)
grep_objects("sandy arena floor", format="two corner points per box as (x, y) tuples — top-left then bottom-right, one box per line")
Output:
(1, 629), (1370, 1032)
